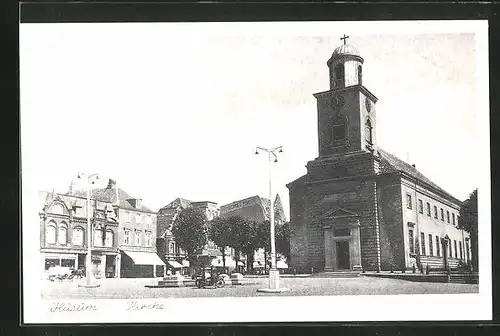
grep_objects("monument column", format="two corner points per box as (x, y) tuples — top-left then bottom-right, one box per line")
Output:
(324, 227), (334, 271)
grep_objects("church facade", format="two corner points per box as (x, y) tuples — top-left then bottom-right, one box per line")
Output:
(286, 39), (471, 273)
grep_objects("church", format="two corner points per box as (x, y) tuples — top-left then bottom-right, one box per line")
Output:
(286, 36), (471, 273)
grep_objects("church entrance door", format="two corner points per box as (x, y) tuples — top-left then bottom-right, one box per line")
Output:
(336, 241), (350, 270)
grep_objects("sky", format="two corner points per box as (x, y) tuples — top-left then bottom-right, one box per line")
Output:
(20, 22), (486, 218)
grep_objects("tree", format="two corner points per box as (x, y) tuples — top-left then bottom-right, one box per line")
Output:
(255, 220), (271, 273)
(458, 189), (478, 271)
(171, 207), (208, 274)
(238, 220), (260, 274)
(207, 216), (232, 272)
(226, 215), (249, 273)
(276, 221), (291, 263)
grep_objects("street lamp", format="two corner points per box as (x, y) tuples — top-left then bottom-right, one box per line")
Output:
(255, 146), (288, 293)
(77, 172), (101, 288)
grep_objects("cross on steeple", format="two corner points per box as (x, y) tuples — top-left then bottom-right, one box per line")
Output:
(340, 34), (349, 45)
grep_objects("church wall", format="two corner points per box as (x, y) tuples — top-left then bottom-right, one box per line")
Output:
(376, 176), (405, 270)
(400, 179), (469, 267)
(288, 182), (308, 272)
(304, 159), (381, 271)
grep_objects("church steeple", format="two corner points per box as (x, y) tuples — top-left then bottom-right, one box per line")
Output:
(313, 36), (378, 158)
(327, 35), (364, 90)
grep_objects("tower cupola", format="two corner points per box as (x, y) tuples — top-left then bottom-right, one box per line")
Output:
(327, 35), (364, 89)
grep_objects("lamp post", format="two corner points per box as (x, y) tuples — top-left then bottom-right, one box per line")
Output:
(255, 146), (289, 293)
(77, 172), (101, 288)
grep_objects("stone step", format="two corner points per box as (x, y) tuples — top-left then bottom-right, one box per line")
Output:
(313, 271), (360, 278)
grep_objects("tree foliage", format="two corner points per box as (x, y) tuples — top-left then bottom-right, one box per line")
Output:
(276, 221), (291, 262)
(458, 189), (478, 271)
(171, 207), (208, 263)
(458, 189), (478, 233)
(207, 216), (232, 269)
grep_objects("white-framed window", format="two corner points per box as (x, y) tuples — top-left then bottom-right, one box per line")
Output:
(134, 229), (141, 246)
(124, 229), (131, 245)
(406, 194), (412, 209)
(58, 223), (68, 245)
(73, 227), (84, 246)
(169, 241), (175, 254)
(105, 230), (113, 247)
(94, 228), (103, 247)
(418, 199), (423, 214)
(125, 211), (131, 223)
(46, 222), (56, 244)
(145, 230), (152, 247)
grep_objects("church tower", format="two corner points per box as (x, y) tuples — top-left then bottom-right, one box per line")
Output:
(313, 35), (378, 158)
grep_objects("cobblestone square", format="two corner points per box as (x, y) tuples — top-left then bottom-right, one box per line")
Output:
(41, 276), (479, 299)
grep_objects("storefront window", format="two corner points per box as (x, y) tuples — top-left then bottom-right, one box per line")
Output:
(46, 223), (56, 244)
(73, 227), (84, 246)
(61, 259), (75, 268)
(58, 225), (67, 245)
(45, 258), (59, 270)
(105, 230), (113, 247)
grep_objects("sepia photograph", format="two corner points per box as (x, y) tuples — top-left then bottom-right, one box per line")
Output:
(20, 20), (490, 323)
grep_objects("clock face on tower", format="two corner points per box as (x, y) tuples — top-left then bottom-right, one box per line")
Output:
(365, 97), (371, 112)
(331, 95), (346, 110)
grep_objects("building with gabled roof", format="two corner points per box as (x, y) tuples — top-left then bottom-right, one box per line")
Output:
(69, 179), (165, 278)
(220, 194), (288, 271)
(156, 197), (221, 272)
(286, 38), (471, 273)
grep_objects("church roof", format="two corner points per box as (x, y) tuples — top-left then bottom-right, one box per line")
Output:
(377, 148), (461, 204)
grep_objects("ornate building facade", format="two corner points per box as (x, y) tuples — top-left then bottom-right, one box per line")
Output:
(286, 39), (471, 273)
(39, 191), (120, 279)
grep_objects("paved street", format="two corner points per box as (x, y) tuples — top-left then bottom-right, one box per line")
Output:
(41, 276), (478, 299)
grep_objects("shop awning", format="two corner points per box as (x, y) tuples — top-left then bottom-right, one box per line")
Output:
(167, 260), (183, 268)
(122, 251), (165, 266)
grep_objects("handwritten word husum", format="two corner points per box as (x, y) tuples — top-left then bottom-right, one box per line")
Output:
(50, 302), (97, 312)
(126, 301), (165, 310)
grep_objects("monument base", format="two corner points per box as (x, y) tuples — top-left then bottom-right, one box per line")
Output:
(257, 268), (289, 293)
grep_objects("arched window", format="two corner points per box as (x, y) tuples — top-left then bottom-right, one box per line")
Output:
(330, 115), (347, 143)
(94, 228), (103, 247)
(105, 230), (114, 247)
(58, 222), (68, 245)
(73, 227), (84, 246)
(358, 65), (363, 85)
(334, 63), (344, 88)
(46, 221), (56, 245)
(365, 118), (373, 144)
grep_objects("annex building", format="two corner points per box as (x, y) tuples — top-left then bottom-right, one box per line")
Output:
(286, 38), (471, 273)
